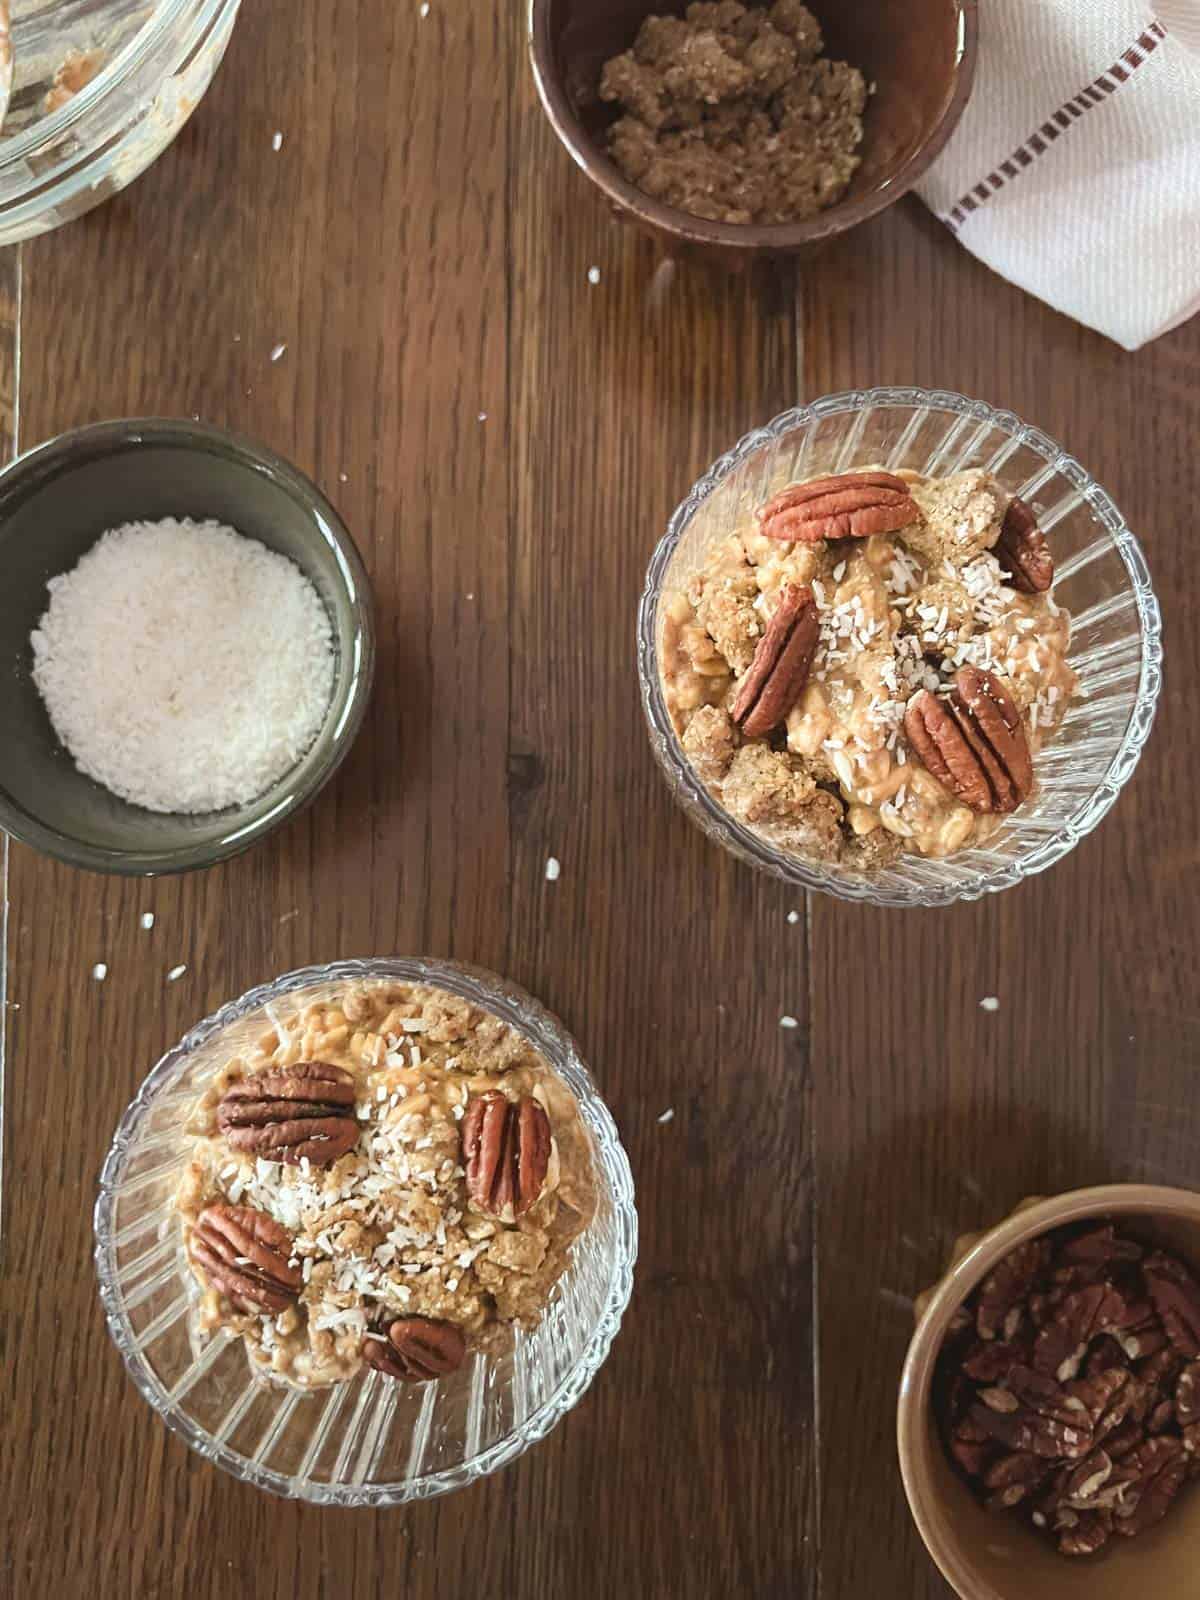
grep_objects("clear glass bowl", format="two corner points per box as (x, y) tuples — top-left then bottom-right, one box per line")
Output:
(0, 0), (240, 244)
(93, 959), (637, 1504)
(638, 388), (1163, 907)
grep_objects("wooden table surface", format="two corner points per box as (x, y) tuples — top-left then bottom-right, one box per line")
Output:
(2, 3), (1197, 1596)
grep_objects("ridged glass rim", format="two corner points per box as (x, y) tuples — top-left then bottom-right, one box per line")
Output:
(93, 958), (638, 1504)
(636, 387), (1164, 906)
(2, 0), (236, 160)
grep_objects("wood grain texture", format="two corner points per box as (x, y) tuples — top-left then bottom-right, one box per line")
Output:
(0, 3), (813, 1597)
(801, 201), (1200, 1597)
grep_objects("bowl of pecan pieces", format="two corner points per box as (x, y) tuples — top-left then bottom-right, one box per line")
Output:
(638, 387), (1162, 905)
(899, 1186), (1200, 1598)
(93, 959), (637, 1503)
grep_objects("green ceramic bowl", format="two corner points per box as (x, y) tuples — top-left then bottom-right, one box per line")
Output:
(0, 419), (375, 875)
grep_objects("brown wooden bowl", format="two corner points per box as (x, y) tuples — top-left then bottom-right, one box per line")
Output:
(898, 1186), (1200, 1600)
(528, 0), (978, 261)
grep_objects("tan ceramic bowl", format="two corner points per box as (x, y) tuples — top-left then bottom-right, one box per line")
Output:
(898, 1186), (1200, 1600)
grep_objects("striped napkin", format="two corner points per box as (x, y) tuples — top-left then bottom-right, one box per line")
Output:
(916, 2), (1200, 351)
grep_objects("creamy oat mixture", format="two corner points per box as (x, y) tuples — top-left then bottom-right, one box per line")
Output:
(661, 467), (1079, 864)
(176, 980), (597, 1387)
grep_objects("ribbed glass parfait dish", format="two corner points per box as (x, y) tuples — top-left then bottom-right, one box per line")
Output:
(638, 388), (1162, 907)
(0, 0), (239, 244)
(94, 959), (637, 1504)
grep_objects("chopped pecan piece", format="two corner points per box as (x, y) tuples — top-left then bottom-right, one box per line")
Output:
(218, 1061), (359, 1167)
(462, 1090), (551, 1219)
(970, 1367), (1092, 1461)
(904, 667), (1033, 814)
(757, 471), (919, 543)
(362, 1317), (466, 1382)
(1144, 1251), (1200, 1357)
(189, 1202), (301, 1314)
(1062, 1449), (1115, 1506)
(730, 584), (820, 738)
(995, 495), (1054, 593)
(982, 1451), (1051, 1511)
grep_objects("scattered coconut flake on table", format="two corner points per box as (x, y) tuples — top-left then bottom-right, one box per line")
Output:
(270, 342), (286, 362)
(979, 996), (1000, 1012)
(545, 856), (560, 882)
(787, 910), (800, 925)
(167, 965), (187, 982)
(140, 912), (155, 931)
(30, 519), (334, 813)
(477, 412), (487, 422)
(419, 1), (429, 13)
(587, 266), (601, 285)
(780, 1015), (799, 1029)
(271, 130), (283, 151)
(657, 1108), (675, 1124)
(91, 963), (107, 981)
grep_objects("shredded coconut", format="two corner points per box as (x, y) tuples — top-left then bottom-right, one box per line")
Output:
(30, 519), (335, 813)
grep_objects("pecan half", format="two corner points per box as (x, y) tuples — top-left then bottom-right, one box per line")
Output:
(970, 1367), (1093, 1461)
(1058, 1224), (1143, 1268)
(757, 471), (919, 543)
(1110, 1436), (1187, 1537)
(1034, 1285), (1136, 1380)
(976, 1239), (1049, 1341)
(1144, 1252), (1200, 1357)
(361, 1317), (466, 1383)
(189, 1202), (301, 1314)
(983, 1451), (1052, 1511)
(905, 666), (1033, 814)
(1059, 1510), (1112, 1557)
(963, 1336), (1034, 1384)
(462, 1090), (551, 1218)
(995, 496), (1054, 593)
(218, 1061), (359, 1168)
(730, 584), (819, 739)
(1177, 1362), (1200, 1427)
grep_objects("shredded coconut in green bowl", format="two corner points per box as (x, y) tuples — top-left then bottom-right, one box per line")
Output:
(30, 518), (336, 814)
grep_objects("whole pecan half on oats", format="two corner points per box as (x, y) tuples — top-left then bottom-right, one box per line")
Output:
(218, 1061), (359, 1168)
(462, 1090), (551, 1218)
(730, 584), (819, 739)
(904, 666), (1033, 814)
(995, 495), (1054, 593)
(189, 1202), (302, 1314)
(362, 1317), (466, 1382)
(757, 471), (919, 543)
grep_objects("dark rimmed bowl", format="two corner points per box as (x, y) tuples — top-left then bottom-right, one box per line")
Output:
(529, 0), (977, 261)
(0, 419), (375, 875)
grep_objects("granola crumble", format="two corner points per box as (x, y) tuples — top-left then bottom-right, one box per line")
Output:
(175, 980), (597, 1386)
(661, 466), (1079, 864)
(599, 0), (866, 226)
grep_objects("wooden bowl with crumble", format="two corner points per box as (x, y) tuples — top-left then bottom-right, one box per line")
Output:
(529, 0), (977, 260)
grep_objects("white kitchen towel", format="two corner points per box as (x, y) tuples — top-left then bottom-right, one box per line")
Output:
(916, 2), (1200, 350)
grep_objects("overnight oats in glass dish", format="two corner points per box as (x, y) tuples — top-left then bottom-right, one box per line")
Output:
(94, 960), (636, 1503)
(639, 389), (1162, 906)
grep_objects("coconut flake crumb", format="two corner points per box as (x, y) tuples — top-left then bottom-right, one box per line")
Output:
(780, 1015), (800, 1030)
(979, 996), (1000, 1012)
(92, 962), (108, 981)
(270, 342), (287, 362)
(657, 1108), (675, 1124)
(167, 964), (188, 982)
(140, 912), (155, 931)
(545, 856), (561, 882)
(271, 130), (283, 151)
(419, 1), (430, 14)
(787, 910), (800, 925)
(587, 266), (601, 285)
